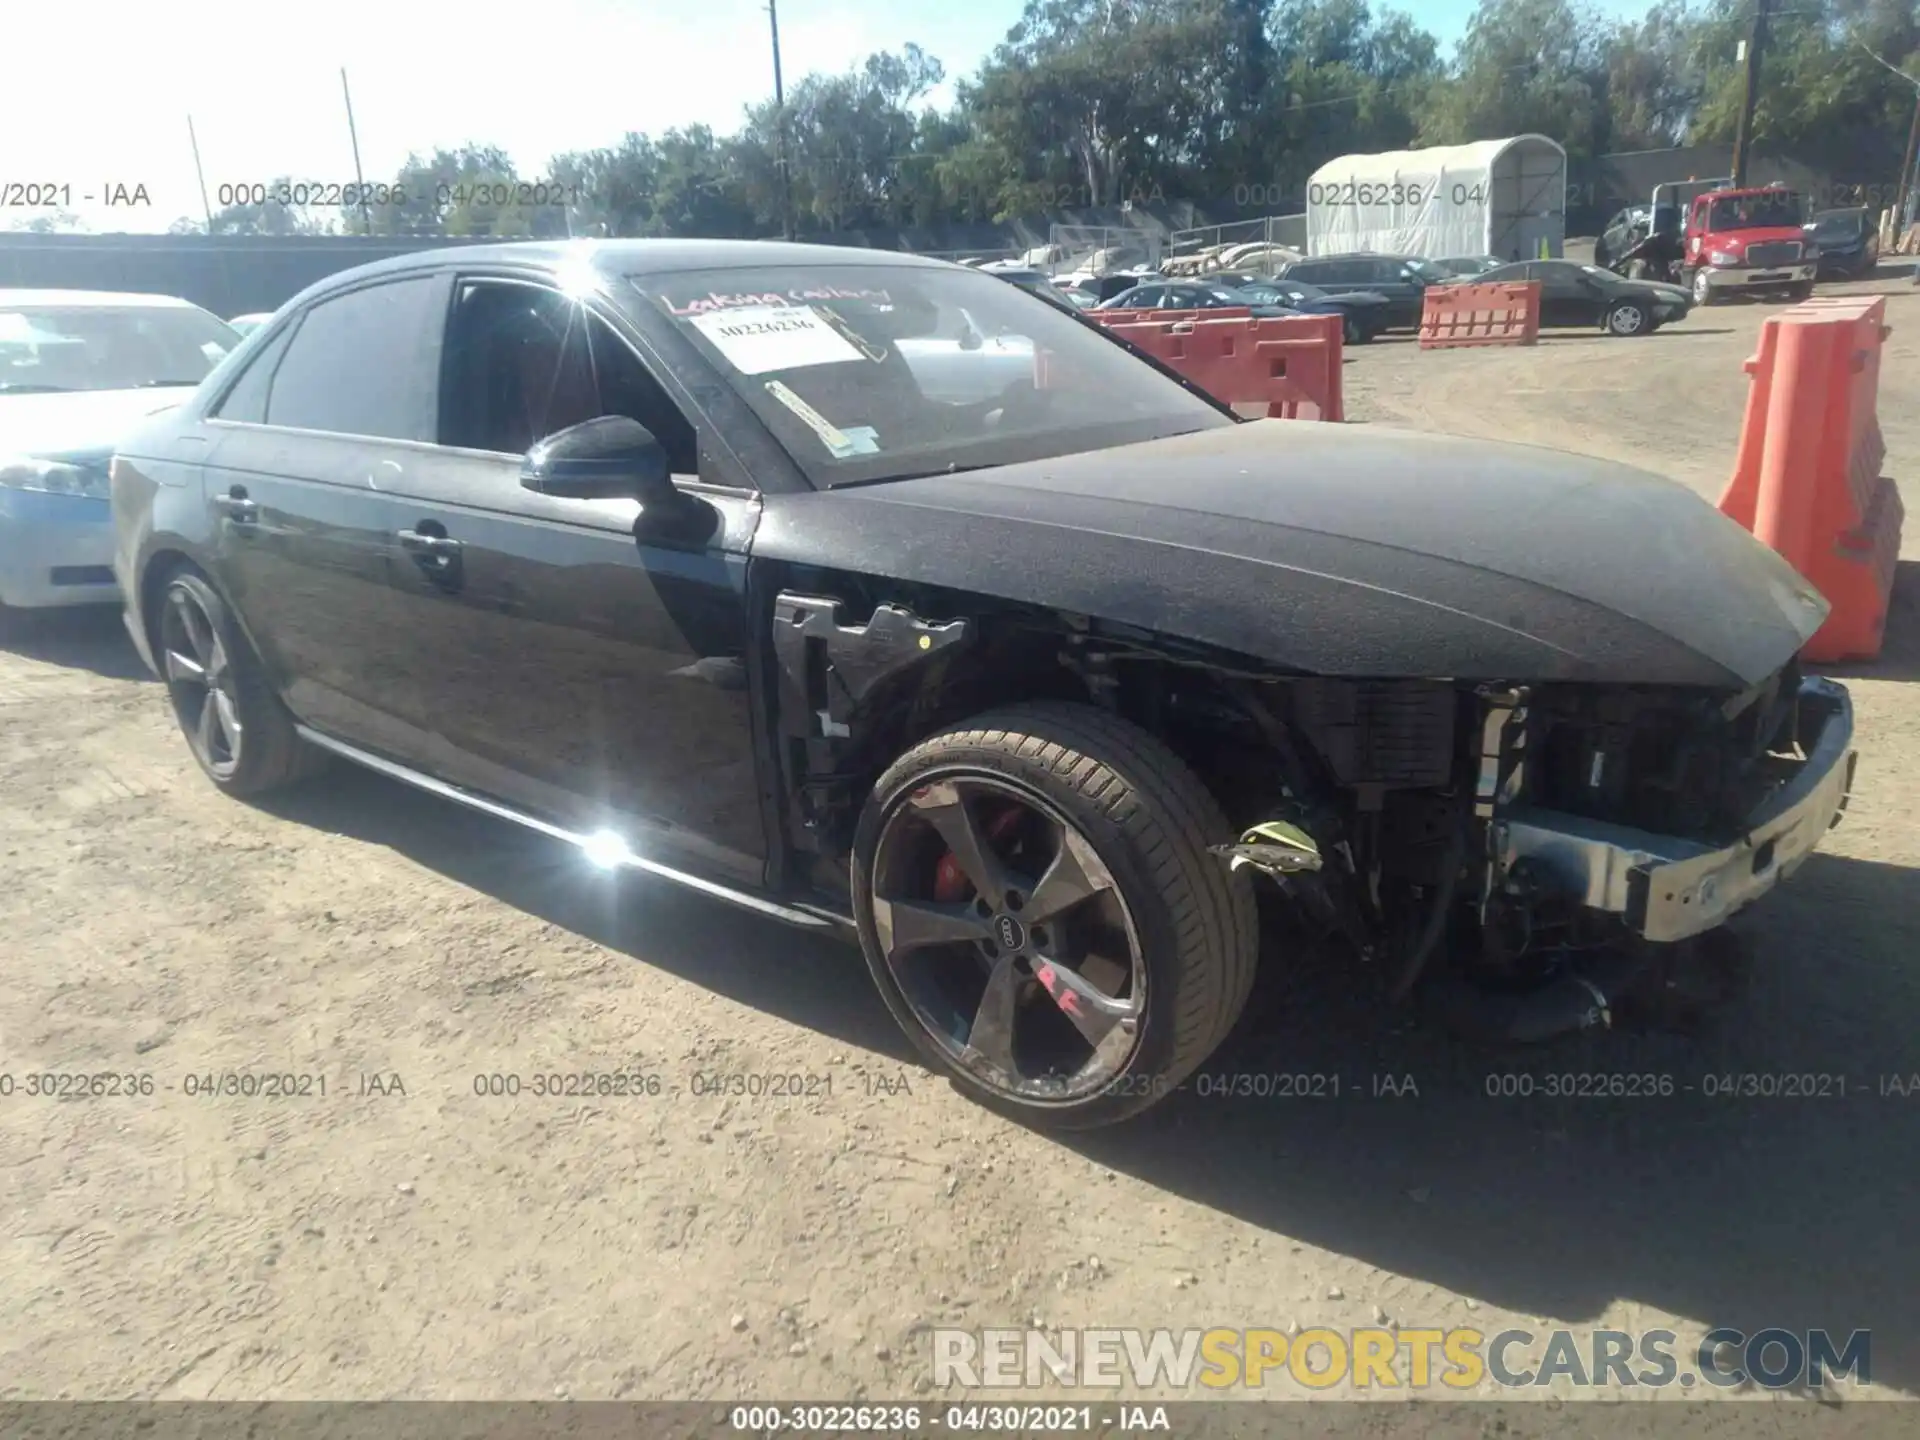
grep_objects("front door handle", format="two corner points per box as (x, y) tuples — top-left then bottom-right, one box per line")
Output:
(396, 528), (460, 556)
(396, 526), (463, 583)
(214, 488), (258, 524)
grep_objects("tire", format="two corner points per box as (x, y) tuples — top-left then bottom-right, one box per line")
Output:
(1689, 267), (1715, 306)
(1788, 281), (1814, 301)
(851, 701), (1258, 1129)
(1342, 314), (1370, 346)
(156, 568), (325, 796)
(1604, 299), (1651, 336)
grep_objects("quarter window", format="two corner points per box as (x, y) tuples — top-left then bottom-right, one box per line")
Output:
(263, 276), (442, 441)
(210, 321), (297, 424)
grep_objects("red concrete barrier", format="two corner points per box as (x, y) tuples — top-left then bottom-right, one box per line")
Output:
(1096, 313), (1345, 422)
(1418, 282), (1541, 349)
(1718, 295), (1902, 663)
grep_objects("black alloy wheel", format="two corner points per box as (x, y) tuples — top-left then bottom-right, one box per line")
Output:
(852, 702), (1257, 1128)
(157, 570), (323, 795)
(161, 578), (243, 781)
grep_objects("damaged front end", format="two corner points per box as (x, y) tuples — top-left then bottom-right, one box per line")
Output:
(1224, 664), (1856, 1041)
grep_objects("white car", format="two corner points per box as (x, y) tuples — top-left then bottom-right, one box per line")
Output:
(1, 290), (240, 611)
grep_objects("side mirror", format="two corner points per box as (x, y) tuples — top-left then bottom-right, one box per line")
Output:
(521, 415), (673, 502)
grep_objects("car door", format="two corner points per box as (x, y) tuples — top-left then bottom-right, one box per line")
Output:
(375, 273), (769, 885)
(1524, 263), (1580, 326)
(200, 272), (449, 760)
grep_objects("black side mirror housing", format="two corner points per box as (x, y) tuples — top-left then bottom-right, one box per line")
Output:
(521, 415), (674, 502)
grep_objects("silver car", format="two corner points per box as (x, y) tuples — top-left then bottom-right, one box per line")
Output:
(1, 289), (239, 610)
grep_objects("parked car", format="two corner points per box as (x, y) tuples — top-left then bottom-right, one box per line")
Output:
(1058, 272), (1164, 304)
(976, 267), (1090, 315)
(113, 240), (1853, 1129)
(2, 289), (239, 612)
(1423, 256), (1503, 279)
(1276, 253), (1441, 328)
(1467, 260), (1692, 335)
(1807, 207), (1877, 280)
(1092, 281), (1294, 317)
(1228, 278), (1392, 343)
(1681, 185), (1817, 305)
(229, 313), (274, 336)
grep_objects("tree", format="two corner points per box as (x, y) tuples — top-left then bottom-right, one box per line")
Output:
(1416, 0), (1613, 159)
(11, 210), (90, 234)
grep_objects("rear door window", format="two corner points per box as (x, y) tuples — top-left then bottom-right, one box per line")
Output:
(263, 276), (443, 441)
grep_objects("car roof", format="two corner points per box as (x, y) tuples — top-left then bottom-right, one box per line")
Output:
(325, 238), (946, 284)
(0, 287), (202, 308)
(279, 238), (957, 315)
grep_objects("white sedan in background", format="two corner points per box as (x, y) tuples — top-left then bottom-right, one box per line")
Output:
(1, 289), (239, 611)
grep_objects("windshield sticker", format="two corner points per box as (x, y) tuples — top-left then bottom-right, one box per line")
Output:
(690, 305), (863, 375)
(762, 381), (879, 458)
(663, 285), (894, 317)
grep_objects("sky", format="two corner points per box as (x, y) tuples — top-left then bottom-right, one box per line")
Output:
(5, 0), (1649, 235)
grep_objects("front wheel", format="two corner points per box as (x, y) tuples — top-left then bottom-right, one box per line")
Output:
(852, 702), (1258, 1128)
(1787, 281), (1815, 301)
(1689, 267), (1715, 306)
(1342, 314), (1370, 345)
(1603, 299), (1651, 336)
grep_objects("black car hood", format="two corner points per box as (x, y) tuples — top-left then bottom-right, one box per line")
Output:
(754, 421), (1829, 687)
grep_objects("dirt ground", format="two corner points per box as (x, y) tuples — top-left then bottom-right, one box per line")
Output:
(3, 272), (1918, 1409)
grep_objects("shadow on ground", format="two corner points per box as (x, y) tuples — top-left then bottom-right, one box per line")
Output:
(262, 753), (1920, 1393)
(0, 602), (154, 682)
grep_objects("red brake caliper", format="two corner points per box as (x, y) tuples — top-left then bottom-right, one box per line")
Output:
(933, 803), (1024, 904)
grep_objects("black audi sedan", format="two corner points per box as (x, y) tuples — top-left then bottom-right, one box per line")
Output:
(110, 240), (1852, 1129)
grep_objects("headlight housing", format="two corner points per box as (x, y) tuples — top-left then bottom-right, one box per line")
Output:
(0, 455), (111, 498)
(1707, 250), (1741, 267)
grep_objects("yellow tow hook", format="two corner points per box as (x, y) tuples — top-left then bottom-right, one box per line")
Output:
(1210, 820), (1324, 880)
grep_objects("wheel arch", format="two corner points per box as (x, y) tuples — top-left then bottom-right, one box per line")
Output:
(756, 565), (1315, 893)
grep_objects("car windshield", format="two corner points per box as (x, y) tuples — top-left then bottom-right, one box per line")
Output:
(1811, 211), (1865, 240)
(0, 303), (238, 393)
(1707, 193), (1804, 231)
(638, 264), (1230, 487)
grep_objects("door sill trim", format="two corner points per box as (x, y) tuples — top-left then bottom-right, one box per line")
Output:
(293, 725), (843, 931)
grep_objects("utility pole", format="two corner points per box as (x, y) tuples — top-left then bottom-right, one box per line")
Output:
(186, 115), (215, 232)
(768, 0), (795, 241)
(341, 69), (374, 235)
(1729, 0), (1771, 187)
(1898, 90), (1920, 236)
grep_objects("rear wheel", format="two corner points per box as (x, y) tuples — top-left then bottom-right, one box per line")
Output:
(158, 569), (325, 795)
(1342, 314), (1369, 345)
(852, 702), (1258, 1128)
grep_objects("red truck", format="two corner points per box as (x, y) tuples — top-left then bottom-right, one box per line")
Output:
(1682, 184), (1818, 306)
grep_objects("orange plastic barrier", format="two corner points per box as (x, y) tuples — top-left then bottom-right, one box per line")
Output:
(1717, 295), (1902, 663)
(1417, 282), (1541, 349)
(1099, 313), (1344, 421)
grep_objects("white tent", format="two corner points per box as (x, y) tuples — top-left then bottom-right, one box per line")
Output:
(1305, 136), (1567, 261)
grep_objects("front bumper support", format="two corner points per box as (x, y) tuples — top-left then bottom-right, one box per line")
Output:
(1494, 677), (1855, 943)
